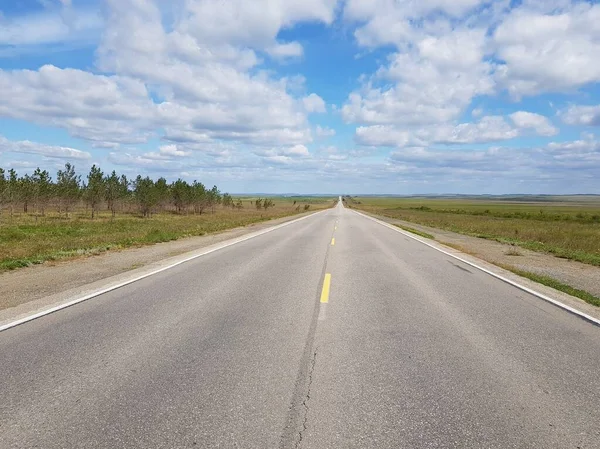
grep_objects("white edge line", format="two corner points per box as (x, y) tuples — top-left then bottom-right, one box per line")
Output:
(351, 209), (600, 327)
(0, 209), (329, 333)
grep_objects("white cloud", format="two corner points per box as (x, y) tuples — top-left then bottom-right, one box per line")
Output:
(92, 0), (337, 145)
(254, 144), (311, 161)
(302, 94), (327, 113)
(510, 111), (558, 136)
(315, 125), (336, 137)
(267, 42), (304, 59)
(471, 108), (484, 118)
(387, 136), (600, 183)
(3, 0), (600, 193)
(344, 0), (485, 48)
(0, 0), (341, 150)
(0, 4), (101, 47)
(108, 152), (187, 172)
(0, 65), (156, 146)
(143, 144), (192, 160)
(317, 145), (348, 161)
(560, 104), (600, 127)
(356, 112), (559, 147)
(159, 145), (191, 158)
(342, 27), (493, 127)
(355, 126), (411, 147)
(284, 144), (311, 157)
(0, 135), (91, 160)
(494, 3), (600, 97)
(175, 0), (338, 50)
(356, 116), (519, 147)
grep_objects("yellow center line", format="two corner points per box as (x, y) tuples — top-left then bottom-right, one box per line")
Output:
(331, 237), (335, 246)
(320, 273), (331, 303)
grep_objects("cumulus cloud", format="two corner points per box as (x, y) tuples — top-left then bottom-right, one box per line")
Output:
(0, 0), (339, 151)
(342, 27), (494, 127)
(560, 104), (600, 126)
(344, 0), (485, 48)
(510, 111), (558, 136)
(143, 145), (192, 160)
(285, 144), (311, 157)
(0, 65), (157, 146)
(494, 3), (600, 97)
(303, 94), (327, 113)
(340, 0), (590, 186)
(267, 42), (304, 59)
(254, 144), (311, 163)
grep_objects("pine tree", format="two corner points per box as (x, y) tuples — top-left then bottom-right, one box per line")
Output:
(7, 169), (19, 217)
(0, 168), (6, 218)
(85, 165), (105, 219)
(192, 181), (207, 214)
(133, 176), (158, 217)
(31, 168), (52, 216)
(104, 171), (129, 218)
(56, 163), (81, 217)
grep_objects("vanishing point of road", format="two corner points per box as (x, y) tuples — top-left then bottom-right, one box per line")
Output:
(1, 201), (599, 448)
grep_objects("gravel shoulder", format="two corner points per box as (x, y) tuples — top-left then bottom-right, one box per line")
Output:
(356, 210), (600, 321)
(0, 211), (317, 322)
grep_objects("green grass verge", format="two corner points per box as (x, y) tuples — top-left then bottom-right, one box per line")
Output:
(395, 225), (435, 240)
(500, 265), (600, 307)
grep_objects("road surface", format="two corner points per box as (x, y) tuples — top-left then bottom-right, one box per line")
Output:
(1, 201), (599, 448)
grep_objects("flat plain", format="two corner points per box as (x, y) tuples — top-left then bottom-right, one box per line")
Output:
(348, 195), (600, 267)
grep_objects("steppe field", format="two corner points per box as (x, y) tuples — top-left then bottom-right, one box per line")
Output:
(347, 195), (600, 267)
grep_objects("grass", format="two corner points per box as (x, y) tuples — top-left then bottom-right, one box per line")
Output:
(0, 197), (333, 271)
(395, 224), (434, 239)
(499, 264), (600, 307)
(349, 196), (600, 267)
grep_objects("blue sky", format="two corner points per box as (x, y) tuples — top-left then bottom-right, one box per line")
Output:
(1, 0), (600, 194)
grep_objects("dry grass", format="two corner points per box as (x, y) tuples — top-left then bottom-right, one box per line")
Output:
(349, 196), (600, 266)
(505, 246), (523, 256)
(0, 197), (333, 271)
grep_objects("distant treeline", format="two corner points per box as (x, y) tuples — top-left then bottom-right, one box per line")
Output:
(0, 164), (264, 219)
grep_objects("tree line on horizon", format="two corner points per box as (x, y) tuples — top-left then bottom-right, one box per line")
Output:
(0, 163), (272, 219)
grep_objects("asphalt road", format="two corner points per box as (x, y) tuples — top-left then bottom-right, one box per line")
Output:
(1, 201), (599, 448)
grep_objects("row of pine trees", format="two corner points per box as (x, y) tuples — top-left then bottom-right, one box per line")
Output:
(0, 163), (248, 219)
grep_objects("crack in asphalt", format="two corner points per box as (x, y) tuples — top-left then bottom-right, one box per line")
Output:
(295, 349), (317, 449)
(279, 215), (336, 449)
